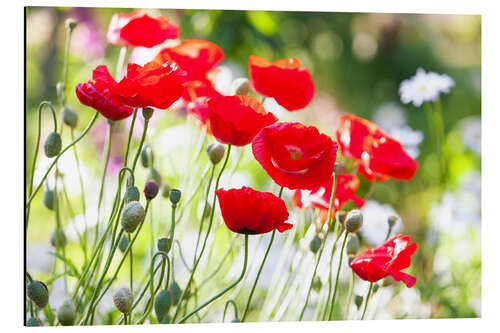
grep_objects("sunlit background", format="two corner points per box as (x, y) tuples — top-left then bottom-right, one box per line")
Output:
(26, 7), (481, 321)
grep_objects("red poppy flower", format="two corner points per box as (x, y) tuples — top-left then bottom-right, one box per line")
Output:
(182, 75), (222, 102)
(113, 61), (186, 109)
(75, 65), (134, 121)
(207, 95), (277, 146)
(350, 234), (419, 288)
(186, 97), (211, 129)
(107, 11), (179, 48)
(252, 122), (338, 190)
(291, 173), (365, 212)
(336, 114), (418, 181)
(216, 187), (292, 234)
(248, 55), (314, 111)
(154, 40), (224, 81)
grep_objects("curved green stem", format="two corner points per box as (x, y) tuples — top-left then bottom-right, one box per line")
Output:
(327, 230), (349, 320)
(177, 234), (248, 324)
(360, 282), (373, 320)
(222, 300), (239, 322)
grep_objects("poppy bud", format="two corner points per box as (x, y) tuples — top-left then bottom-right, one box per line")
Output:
(154, 289), (172, 322)
(334, 161), (347, 174)
(43, 189), (55, 210)
(50, 228), (67, 248)
(312, 276), (322, 292)
(230, 78), (251, 96)
(141, 144), (153, 168)
(231, 318), (241, 323)
(144, 181), (159, 200)
(113, 287), (133, 314)
(169, 189), (181, 206)
(121, 201), (146, 233)
(118, 235), (129, 253)
(124, 186), (140, 204)
(44, 132), (62, 158)
(57, 299), (76, 326)
(142, 107), (154, 120)
(344, 209), (363, 233)
(157, 237), (172, 254)
(27, 280), (48, 309)
(147, 167), (162, 185)
(206, 143), (225, 165)
(169, 281), (182, 306)
(62, 106), (78, 128)
(354, 295), (363, 309)
(346, 234), (360, 255)
(65, 18), (78, 31)
(26, 317), (42, 326)
(309, 235), (321, 253)
(335, 211), (347, 227)
(161, 184), (171, 198)
(388, 215), (398, 228)
(372, 283), (380, 294)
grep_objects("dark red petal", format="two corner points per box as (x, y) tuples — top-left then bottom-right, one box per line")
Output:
(75, 83), (133, 121)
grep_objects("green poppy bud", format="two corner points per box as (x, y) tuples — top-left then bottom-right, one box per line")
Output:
(118, 235), (129, 253)
(354, 295), (363, 309)
(50, 228), (67, 248)
(230, 78), (251, 96)
(62, 106), (78, 128)
(113, 287), (133, 314)
(140, 144), (153, 168)
(26, 317), (42, 326)
(388, 215), (398, 228)
(142, 107), (154, 120)
(231, 318), (241, 323)
(57, 299), (76, 326)
(124, 186), (140, 204)
(309, 235), (322, 253)
(169, 281), (182, 306)
(43, 190), (55, 210)
(169, 189), (181, 206)
(121, 201), (145, 233)
(154, 289), (172, 322)
(334, 161), (347, 174)
(346, 234), (360, 255)
(147, 167), (162, 185)
(65, 18), (78, 31)
(312, 276), (322, 292)
(345, 209), (363, 233)
(372, 283), (380, 294)
(335, 210), (347, 227)
(44, 132), (62, 158)
(206, 143), (225, 165)
(27, 280), (49, 309)
(144, 180), (159, 200)
(157, 237), (172, 254)
(161, 184), (171, 198)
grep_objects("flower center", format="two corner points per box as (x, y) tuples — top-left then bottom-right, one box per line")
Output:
(286, 145), (303, 160)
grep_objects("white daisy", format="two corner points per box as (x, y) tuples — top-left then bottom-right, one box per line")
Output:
(399, 68), (455, 107)
(461, 117), (481, 155)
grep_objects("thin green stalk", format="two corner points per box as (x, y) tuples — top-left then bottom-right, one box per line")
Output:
(70, 129), (88, 254)
(123, 109), (138, 167)
(320, 229), (343, 320)
(129, 233), (133, 292)
(327, 230), (349, 320)
(222, 300), (238, 322)
(360, 282), (373, 320)
(131, 117), (150, 173)
(177, 234), (248, 324)
(61, 24), (75, 106)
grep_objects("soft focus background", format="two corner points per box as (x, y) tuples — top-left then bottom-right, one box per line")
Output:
(26, 7), (481, 321)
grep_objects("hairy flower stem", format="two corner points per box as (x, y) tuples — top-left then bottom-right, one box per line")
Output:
(177, 234), (248, 324)
(172, 144), (232, 322)
(27, 111), (99, 207)
(360, 282), (373, 320)
(327, 230), (349, 320)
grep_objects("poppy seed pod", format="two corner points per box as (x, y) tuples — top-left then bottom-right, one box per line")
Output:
(62, 106), (78, 128)
(124, 186), (140, 204)
(154, 289), (172, 322)
(161, 184), (171, 198)
(27, 280), (49, 309)
(144, 181), (159, 200)
(118, 235), (129, 253)
(334, 161), (347, 174)
(309, 235), (322, 253)
(50, 228), (67, 248)
(336, 211), (347, 227)
(140, 144), (153, 168)
(26, 317), (42, 326)
(121, 201), (146, 233)
(230, 78), (251, 96)
(169, 189), (181, 206)
(57, 299), (76, 326)
(346, 234), (360, 255)
(354, 295), (363, 309)
(65, 18), (78, 31)
(113, 287), (133, 314)
(169, 281), (182, 306)
(44, 132), (62, 158)
(157, 237), (172, 254)
(206, 143), (225, 165)
(147, 167), (162, 185)
(345, 209), (363, 233)
(142, 107), (154, 120)
(43, 190), (55, 210)
(388, 215), (398, 228)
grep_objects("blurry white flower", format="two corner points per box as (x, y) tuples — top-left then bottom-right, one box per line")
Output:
(359, 200), (403, 246)
(461, 117), (481, 155)
(399, 68), (455, 107)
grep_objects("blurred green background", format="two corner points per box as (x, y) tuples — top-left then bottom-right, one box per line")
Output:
(26, 7), (481, 320)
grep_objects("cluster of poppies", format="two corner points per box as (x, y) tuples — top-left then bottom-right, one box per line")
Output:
(76, 10), (419, 291)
